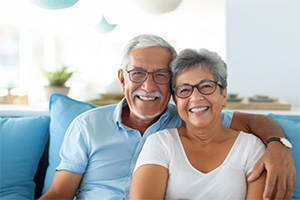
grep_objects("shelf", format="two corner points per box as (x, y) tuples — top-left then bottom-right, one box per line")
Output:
(226, 98), (291, 111)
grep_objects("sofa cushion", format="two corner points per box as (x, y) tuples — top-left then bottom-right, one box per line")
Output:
(267, 113), (300, 200)
(0, 115), (50, 199)
(42, 93), (97, 194)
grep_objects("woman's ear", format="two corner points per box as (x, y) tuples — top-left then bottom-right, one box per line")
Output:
(222, 87), (227, 107)
(118, 69), (125, 93)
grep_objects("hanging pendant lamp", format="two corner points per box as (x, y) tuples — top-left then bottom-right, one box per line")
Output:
(135, 0), (182, 14)
(94, 16), (117, 34)
(31, 0), (79, 9)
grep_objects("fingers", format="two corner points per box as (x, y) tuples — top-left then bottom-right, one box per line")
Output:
(248, 159), (265, 182)
(283, 171), (297, 200)
(261, 142), (296, 199)
(263, 167), (296, 200)
(263, 173), (277, 200)
(274, 175), (286, 200)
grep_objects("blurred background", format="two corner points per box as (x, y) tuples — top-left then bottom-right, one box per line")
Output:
(0, 0), (299, 109)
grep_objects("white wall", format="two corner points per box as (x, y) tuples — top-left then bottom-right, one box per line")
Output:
(0, 0), (226, 104)
(226, 0), (300, 108)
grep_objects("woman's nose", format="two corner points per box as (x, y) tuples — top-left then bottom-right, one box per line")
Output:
(190, 87), (204, 100)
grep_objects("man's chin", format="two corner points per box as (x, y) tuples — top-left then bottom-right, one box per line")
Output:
(132, 109), (161, 120)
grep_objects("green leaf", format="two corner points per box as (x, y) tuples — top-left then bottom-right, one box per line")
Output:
(43, 66), (74, 86)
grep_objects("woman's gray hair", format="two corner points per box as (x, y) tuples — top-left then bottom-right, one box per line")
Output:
(170, 48), (227, 93)
(121, 34), (177, 70)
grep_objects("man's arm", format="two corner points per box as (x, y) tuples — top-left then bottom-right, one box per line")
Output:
(39, 170), (83, 200)
(230, 111), (285, 142)
(230, 112), (296, 200)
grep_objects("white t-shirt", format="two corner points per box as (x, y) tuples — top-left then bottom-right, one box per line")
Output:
(134, 129), (266, 200)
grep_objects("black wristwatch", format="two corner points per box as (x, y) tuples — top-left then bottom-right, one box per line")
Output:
(267, 137), (292, 149)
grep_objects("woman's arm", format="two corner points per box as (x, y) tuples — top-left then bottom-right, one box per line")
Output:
(246, 171), (267, 200)
(230, 112), (296, 199)
(130, 164), (168, 200)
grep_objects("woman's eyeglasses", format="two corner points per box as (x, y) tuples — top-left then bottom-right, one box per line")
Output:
(173, 80), (222, 99)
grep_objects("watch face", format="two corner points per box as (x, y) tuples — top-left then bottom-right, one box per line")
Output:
(281, 138), (292, 148)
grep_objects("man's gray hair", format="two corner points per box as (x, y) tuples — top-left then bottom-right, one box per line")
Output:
(170, 48), (227, 93)
(121, 34), (177, 70)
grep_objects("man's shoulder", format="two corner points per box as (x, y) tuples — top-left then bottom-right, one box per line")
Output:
(221, 110), (234, 127)
(164, 103), (181, 121)
(166, 103), (178, 114)
(77, 104), (118, 120)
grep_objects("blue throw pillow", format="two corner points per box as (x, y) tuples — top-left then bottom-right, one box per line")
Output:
(267, 113), (300, 200)
(42, 93), (97, 194)
(0, 115), (50, 199)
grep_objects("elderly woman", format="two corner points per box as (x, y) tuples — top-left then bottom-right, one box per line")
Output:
(129, 48), (266, 199)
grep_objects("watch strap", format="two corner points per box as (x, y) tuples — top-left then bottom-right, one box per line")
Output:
(267, 137), (292, 148)
(266, 137), (281, 145)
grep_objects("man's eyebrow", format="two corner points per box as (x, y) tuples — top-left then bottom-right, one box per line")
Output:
(130, 67), (170, 72)
(155, 68), (170, 72)
(130, 66), (145, 71)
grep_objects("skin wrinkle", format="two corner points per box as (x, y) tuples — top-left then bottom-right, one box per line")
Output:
(118, 46), (172, 134)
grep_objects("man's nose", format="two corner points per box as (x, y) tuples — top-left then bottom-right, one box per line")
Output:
(141, 74), (157, 91)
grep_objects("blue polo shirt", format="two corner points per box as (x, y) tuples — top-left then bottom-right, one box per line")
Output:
(57, 99), (233, 199)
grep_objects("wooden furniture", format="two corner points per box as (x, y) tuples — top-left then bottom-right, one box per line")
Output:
(226, 98), (291, 111)
(0, 94), (28, 105)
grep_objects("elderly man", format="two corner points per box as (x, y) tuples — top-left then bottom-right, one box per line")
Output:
(40, 34), (296, 200)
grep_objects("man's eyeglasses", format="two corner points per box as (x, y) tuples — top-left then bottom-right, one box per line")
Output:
(125, 70), (171, 84)
(173, 80), (222, 99)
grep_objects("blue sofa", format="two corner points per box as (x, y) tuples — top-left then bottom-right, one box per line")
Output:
(0, 93), (299, 199)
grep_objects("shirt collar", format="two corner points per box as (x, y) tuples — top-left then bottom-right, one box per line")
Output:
(114, 97), (127, 129)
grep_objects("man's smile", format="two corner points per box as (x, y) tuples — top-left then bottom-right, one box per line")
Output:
(138, 95), (158, 101)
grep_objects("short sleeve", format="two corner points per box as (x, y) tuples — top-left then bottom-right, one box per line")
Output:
(134, 132), (169, 172)
(221, 110), (234, 128)
(56, 119), (89, 173)
(245, 134), (266, 175)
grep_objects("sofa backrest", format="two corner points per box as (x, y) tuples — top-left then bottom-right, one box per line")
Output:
(1, 94), (299, 199)
(34, 138), (49, 198)
(0, 115), (50, 199)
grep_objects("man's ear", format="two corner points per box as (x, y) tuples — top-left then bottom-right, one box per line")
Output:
(118, 69), (125, 93)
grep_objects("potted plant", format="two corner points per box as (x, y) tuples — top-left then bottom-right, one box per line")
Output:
(43, 66), (74, 101)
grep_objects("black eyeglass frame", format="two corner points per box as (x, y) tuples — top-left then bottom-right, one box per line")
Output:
(173, 80), (223, 99)
(125, 69), (171, 85)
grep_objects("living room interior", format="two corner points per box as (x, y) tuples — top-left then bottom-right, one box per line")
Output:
(1, 0), (299, 113)
(0, 0), (225, 106)
(0, 1), (299, 199)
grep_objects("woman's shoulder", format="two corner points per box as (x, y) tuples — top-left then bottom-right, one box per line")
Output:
(150, 128), (178, 138)
(239, 131), (262, 140)
(147, 128), (179, 144)
(237, 131), (266, 148)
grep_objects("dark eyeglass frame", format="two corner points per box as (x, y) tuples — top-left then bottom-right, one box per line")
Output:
(125, 69), (171, 84)
(173, 80), (223, 99)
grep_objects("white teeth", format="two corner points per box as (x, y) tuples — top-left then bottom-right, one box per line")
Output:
(139, 96), (156, 101)
(190, 107), (208, 113)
